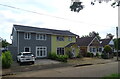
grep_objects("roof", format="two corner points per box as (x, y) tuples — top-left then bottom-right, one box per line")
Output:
(65, 42), (76, 47)
(76, 37), (95, 46)
(13, 24), (77, 36)
(100, 38), (112, 46)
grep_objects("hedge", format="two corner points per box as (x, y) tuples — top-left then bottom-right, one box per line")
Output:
(1, 51), (13, 69)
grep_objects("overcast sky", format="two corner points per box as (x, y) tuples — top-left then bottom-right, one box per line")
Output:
(0, 0), (118, 43)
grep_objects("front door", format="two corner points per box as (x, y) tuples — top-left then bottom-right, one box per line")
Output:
(36, 46), (47, 58)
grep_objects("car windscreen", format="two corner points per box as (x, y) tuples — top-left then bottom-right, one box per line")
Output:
(23, 53), (32, 56)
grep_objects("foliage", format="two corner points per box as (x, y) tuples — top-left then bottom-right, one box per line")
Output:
(56, 55), (68, 62)
(70, 2), (84, 12)
(102, 73), (120, 79)
(65, 48), (73, 58)
(96, 53), (100, 58)
(1, 51), (13, 69)
(113, 38), (120, 50)
(106, 33), (114, 39)
(101, 53), (113, 59)
(2, 39), (10, 48)
(76, 52), (83, 58)
(70, 0), (120, 13)
(86, 52), (94, 57)
(104, 45), (112, 53)
(48, 53), (68, 62)
(81, 31), (101, 40)
(89, 31), (101, 40)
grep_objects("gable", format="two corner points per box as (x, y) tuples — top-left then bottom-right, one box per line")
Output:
(109, 40), (114, 45)
(89, 37), (101, 46)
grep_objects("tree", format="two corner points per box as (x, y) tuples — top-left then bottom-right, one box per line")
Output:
(104, 45), (112, 53)
(2, 39), (10, 48)
(70, 0), (120, 12)
(89, 31), (101, 40)
(114, 38), (120, 50)
(106, 33), (114, 39)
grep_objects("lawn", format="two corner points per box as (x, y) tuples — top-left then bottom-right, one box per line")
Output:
(102, 73), (120, 79)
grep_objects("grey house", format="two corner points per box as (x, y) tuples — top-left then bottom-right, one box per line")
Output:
(10, 24), (77, 60)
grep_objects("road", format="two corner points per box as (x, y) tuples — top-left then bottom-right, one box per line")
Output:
(9, 62), (118, 77)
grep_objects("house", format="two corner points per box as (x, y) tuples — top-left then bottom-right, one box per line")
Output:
(76, 36), (102, 56)
(10, 24), (78, 60)
(100, 37), (114, 52)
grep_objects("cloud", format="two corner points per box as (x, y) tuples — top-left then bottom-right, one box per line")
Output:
(0, 0), (118, 43)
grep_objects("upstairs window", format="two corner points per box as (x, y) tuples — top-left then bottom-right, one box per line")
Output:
(24, 33), (31, 40)
(68, 37), (72, 41)
(36, 34), (46, 40)
(57, 36), (64, 41)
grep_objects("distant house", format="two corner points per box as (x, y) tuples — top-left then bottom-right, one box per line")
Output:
(76, 36), (102, 56)
(100, 38), (114, 52)
(10, 24), (78, 60)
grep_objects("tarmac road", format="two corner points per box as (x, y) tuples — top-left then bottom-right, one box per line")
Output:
(8, 61), (119, 77)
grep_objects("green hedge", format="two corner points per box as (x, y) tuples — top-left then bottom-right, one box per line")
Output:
(48, 53), (68, 62)
(1, 51), (13, 69)
(96, 53), (100, 58)
(86, 52), (94, 57)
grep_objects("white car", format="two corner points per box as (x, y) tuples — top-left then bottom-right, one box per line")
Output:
(17, 52), (35, 65)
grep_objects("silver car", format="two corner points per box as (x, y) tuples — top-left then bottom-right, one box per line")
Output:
(17, 52), (35, 65)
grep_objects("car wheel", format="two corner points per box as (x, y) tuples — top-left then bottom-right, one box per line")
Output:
(17, 59), (19, 63)
(32, 61), (34, 64)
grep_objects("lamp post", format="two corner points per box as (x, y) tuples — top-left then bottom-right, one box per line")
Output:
(116, 27), (119, 61)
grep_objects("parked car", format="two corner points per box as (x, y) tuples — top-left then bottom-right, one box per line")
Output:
(17, 52), (35, 65)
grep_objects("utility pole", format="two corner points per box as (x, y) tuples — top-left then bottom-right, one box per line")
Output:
(116, 27), (119, 61)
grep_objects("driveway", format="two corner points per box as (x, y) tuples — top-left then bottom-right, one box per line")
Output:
(2, 59), (62, 76)
(11, 59), (61, 67)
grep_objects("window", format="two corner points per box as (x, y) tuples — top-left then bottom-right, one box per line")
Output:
(99, 48), (102, 52)
(36, 34), (46, 40)
(24, 47), (31, 52)
(90, 47), (92, 52)
(92, 48), (96, 52)
(57, 47), (64, 55)
(68, 37), (72, 41)
(24, 33), (31, 40)
(36, 46), (47, 57)
(56, 36), (64, 41)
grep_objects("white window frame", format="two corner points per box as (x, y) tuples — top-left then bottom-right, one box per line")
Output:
(56, 47), (65, 55)
(36, 46), (47, 57)
(24, 47), (31, 52)
(36, 34), (46, 40)
(24, 32), (31, 40)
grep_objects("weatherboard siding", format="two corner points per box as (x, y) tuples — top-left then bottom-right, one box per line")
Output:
(18, 32), (51, 57)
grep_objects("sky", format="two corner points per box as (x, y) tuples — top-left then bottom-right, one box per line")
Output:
(0, 0), (119, 43)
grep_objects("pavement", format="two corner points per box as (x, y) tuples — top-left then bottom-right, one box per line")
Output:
(1, 57), (119, 76)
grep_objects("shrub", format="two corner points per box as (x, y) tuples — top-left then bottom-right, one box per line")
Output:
(104, 45), (112, 53)
(48, 53), (68, 62)
(96, 53), (100, 58)
(66, 51), (74, 58)
(76, 52), (83, 58)
(57, 55), (68, 62)
(101, 53), (109, 59)
(86, 52), (94, 57)
(2, 51), (13, 69)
